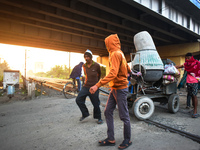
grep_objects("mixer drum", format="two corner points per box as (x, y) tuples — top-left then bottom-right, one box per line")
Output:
(133, 64), (163, 82)
(132, 31), (164, 82)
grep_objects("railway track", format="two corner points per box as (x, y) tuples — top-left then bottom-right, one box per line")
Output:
(144, 119), (200, 144)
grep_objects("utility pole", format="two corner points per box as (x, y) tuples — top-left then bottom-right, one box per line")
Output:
(69, 52), (71, 78)
(25, 49), (27, 79)
(23, 49), (27, 89)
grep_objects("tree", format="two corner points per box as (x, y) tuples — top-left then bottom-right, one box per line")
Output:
(27, 70), (34, 77)
(34, 72), (46, 77)
(0, 60), (10, 82)
(46, 65), (71, 79)
(100, 66), (106, 78)
(63, 65), (71, 79)
(33, 65), (71, 79)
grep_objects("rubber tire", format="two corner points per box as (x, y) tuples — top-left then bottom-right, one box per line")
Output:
(133, 96), (155, 120)
(63, 82), (76, 99)
(168, 94), (179, 113)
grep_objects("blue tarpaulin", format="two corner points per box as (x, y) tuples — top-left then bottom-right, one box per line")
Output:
(190, 0), (200, 9)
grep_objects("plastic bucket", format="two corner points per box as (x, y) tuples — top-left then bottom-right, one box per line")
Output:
(7, 85), (15, 95)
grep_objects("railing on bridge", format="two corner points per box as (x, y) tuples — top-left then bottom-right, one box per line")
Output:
(134, 0), (200, 35)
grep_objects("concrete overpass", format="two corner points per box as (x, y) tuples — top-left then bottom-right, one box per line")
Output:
(0, 0), (200, 70)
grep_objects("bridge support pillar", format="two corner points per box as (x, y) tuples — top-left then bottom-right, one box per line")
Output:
(97, 54), (131, 75)
(97, 56), (109, 75)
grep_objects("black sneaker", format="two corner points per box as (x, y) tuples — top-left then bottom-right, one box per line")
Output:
(186, 106), (190, 109)
(97, 119), (103, 124)
(79, 115), (89, 121)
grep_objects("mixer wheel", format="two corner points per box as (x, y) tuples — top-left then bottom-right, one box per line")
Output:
(168, 94), (179, 113)
(133, 96), (155, 120)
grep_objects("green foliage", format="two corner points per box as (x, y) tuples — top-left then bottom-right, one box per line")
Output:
(35, 65), (71, 79)
(35, 89), (41, 97)
(46, 65), (68, 79)
(46, 65), (61, 78)
(58, 65), (71, 79)
(27, 70), (34, 77)
(34, 72), (47, 77)
(0, 60), (10, 82)
(100, 66), (106, 78)
(34, 64), (106, 79)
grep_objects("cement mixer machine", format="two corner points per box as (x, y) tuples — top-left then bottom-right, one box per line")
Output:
(128, 31), (179, 120)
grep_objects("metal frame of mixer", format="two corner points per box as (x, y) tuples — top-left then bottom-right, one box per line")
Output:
(128, 53), (180, 120)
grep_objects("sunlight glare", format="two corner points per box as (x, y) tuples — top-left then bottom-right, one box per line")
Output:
(0, 43), (98, 76)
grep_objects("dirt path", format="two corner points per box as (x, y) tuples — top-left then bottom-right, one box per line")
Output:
(0, 90), (200, 150)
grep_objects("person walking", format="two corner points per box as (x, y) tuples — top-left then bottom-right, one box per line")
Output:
(89, 34), (140, 149)
(76, 49), (103, 124)
(176, 53), (200, 118)
(70, 62), (84, 92)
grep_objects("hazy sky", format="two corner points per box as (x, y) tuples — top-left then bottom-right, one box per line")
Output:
(0, 43), (98, 75)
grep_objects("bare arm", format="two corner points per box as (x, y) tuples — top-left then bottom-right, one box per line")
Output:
(175, 64), (184, 69)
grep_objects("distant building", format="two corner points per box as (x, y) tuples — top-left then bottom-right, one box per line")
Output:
(35, 62), (44, 73)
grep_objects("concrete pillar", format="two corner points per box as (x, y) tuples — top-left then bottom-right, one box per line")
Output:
(97, 53), (131, 75)
(28, 83), (32, 97)
(28, 82), (35, 99)
(31, 82), (35, 99)
(97, 56), (109, 75)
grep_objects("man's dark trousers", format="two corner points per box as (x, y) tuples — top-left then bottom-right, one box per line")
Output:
(104, 88), (131, 141)
(76, 86), (101, 119)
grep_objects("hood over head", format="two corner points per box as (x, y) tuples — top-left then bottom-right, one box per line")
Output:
(78, 62), (84, 66)
(105, 34), (121, 53)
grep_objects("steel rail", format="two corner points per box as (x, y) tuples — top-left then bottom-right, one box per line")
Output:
(144, 119), (200, 144)
(99, 88), (110, 95)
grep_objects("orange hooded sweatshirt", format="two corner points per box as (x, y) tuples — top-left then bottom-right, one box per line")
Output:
(96, 34), (131, 89)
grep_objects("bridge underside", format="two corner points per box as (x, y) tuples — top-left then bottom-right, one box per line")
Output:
(0, 0), (200, 56)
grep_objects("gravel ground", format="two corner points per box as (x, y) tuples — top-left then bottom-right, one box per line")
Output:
(0, 88), (200, 150)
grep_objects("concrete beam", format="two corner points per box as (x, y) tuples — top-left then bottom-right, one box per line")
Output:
(158, 42), (200, 58)
(97, 42), (200, 76)
(158, 42), (200, 67)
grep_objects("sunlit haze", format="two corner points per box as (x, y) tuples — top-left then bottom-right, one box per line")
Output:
(0, 43), (98, 76)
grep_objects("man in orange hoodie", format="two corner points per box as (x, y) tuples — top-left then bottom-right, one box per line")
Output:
(90, 34), (137, 149)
